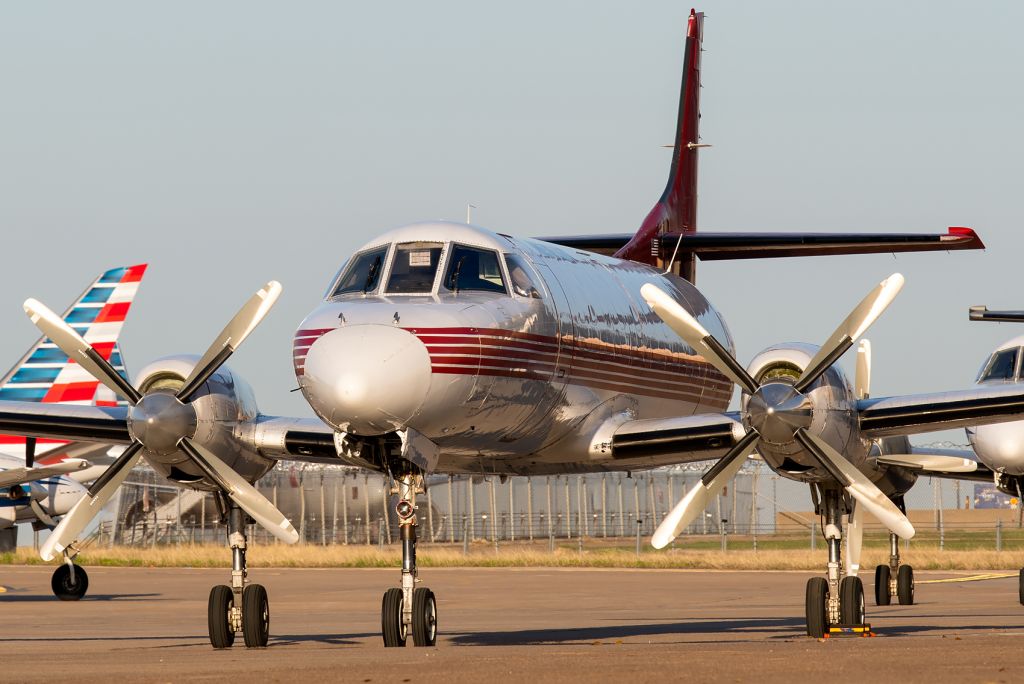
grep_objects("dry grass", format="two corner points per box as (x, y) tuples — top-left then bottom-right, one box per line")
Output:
(3, 543), (1024, 571)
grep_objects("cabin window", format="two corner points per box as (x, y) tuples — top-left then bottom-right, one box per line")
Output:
(504, 254), (543, 299)
(332, 246), (389, 296)
(444, 245), (507, 294)
(979, 347), (1019, 382)
(386, 242), (444, 294)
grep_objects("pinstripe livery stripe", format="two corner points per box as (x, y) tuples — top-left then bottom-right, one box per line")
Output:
(292, 325), (732, 405)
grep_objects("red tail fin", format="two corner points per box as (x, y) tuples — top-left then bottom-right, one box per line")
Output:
(614, 9), (704, 278)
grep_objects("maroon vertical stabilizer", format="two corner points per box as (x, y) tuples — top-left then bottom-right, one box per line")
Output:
(614, 9), (704, 280)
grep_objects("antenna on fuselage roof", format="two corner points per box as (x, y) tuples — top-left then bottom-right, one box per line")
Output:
(466, 203), (477, 224)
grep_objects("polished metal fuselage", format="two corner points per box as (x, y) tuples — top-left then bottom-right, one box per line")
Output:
(296, 222), (733, 475)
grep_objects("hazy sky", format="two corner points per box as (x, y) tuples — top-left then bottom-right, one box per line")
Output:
(2, 1), (1022, 444)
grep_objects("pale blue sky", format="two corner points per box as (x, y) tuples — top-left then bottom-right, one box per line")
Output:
(1, 0), (1022, 437)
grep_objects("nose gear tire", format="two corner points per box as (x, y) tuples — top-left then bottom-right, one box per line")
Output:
(51, 564), (89, 601)
(805, 577), (828, 638)
(412, 587), (437, 647)
(897, 565), (914, 605)
(839, 576), (865, 624)
(208, 585), (235, 649)
(873, 565), (891, 606)
(242, 583), (270, 648)
(382, 588), (407, 647)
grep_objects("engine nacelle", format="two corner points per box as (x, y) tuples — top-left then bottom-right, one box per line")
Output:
(131, 355), (273, 489)
(742, 343), (869, 484)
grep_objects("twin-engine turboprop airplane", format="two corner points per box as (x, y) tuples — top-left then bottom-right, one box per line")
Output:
(3, 10), (1023, 645)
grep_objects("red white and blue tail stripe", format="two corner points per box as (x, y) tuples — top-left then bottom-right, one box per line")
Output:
(0, 264), (146, 453)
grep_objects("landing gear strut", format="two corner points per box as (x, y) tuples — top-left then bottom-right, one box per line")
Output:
(805, 488), (865, 637)
(381, 470), (437, 647)
(875, 522), (913, 605)
(51, 550), (88, 601)
(208, 502), (270, 648)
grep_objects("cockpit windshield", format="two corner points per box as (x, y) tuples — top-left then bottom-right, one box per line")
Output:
(504, 254), (543, 298)
(978, 347), (1021, 382)
(444, 245), (507, 294)
(386, 242), (443, 294)
(332, 246), (388, 296)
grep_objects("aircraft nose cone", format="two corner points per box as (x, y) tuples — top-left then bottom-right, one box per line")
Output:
(302, 325), (432, 435)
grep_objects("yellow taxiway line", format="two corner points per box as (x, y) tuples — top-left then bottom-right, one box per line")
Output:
(917, 573), (1016, 585)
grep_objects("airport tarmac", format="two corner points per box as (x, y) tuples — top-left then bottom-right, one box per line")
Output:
(1, 565), (1021, 683)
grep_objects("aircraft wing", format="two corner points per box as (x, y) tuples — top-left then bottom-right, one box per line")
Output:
(0, 458), (92, 487)
(858, 384), (1024, 437)
(0, 400), (341, 465)
(538, 227), (983, 260)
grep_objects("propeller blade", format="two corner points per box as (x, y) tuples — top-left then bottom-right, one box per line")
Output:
(25, 437), (36, 469)
(651, 430), (759, 549)
(855, 339), (871, 400)
(794, 273), (903, 392)
(177, 281), (283, 402)
(179, 437), (299, 544)
(39, 442), (144, 561)
(640, 283), (758, 395)
(795, 429), (915, 540)
(845, 501), (863, 577)
(24, 298), (142, 405)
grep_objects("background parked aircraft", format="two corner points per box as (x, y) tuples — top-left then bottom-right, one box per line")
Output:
(0, 264), (144, 599)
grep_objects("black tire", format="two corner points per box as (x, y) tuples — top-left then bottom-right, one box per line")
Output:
(1019, 568), (1024, 606)
(208, 585), (235, 649)
(897, 565), (915, 605)
(805, 577), (828, 638)
(242, 584), (270, 648)
(51, 564), (88, 601)
(382, 588), (406, 647)
(412, 587), (437, 647)
(840, 576), (866, 625)
(874, 565), (891, 606)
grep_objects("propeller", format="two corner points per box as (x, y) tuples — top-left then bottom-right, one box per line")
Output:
(845, 501), (863, 577)
(25, 437), (36, 469)
(641, 273), (914, 549)
(855, 339), (871, 400)
(27, 281), (299, 562)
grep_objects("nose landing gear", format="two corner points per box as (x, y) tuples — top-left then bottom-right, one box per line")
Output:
(381, 470), (437, 647)
(874, 507), (914, 606)
(804, 489), (868, 638)
(207, 502), (270, 649)
(51, 550), (89, 601)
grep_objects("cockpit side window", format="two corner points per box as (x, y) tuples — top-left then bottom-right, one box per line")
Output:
(504, 254), (543, 299)
(979, 347), (1019, 382)
(444, 244), (507, 294)
(386, 242), (444, 294)
(332, 246), (389, 296)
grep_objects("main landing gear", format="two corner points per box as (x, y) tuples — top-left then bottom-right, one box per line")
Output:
(874, 531), (914, 606)
(51, 550), (89, 601)
(207, 502), (270, 649)
(382, 469), (437, 647)
(805, 489), (866, 638)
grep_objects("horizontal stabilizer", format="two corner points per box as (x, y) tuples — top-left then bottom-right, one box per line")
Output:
(969, 306), (1024, 323)
(0, 458), (91, 488)
(538, 227), (983, 261)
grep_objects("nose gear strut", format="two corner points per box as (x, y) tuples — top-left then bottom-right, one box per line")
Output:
(382, 470), (437, 647)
